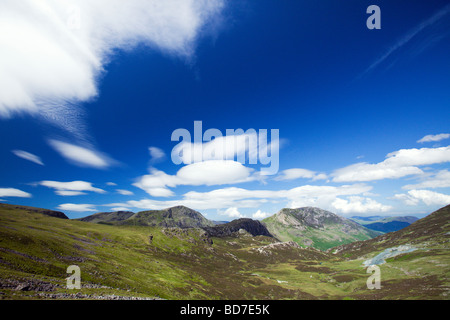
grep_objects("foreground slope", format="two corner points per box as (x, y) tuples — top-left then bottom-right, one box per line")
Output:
(328, 205), (450, 299)
(0, 204), (329, 299)
(263, 207), (380, 250)
(0, 204), (448, 299)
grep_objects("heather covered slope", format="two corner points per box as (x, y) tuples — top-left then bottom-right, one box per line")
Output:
(332, 204), (450, 258)
(0, 204), (448, 300)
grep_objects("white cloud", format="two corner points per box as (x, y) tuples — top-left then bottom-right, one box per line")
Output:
(0, 188), (32, 198)
(173, 133), (259, 165)
(110, 207), (132, 212)
(177, 160), (254, 185)
(402, 169), (450, 190)
(116, 189), (134, 196)
(149, 147), (166, 163)
(219, 207), (243, 219)
(331, 196), (392, 214)
(417, 133), (450, 143)
(57, 203), (97, 212)
(106, 182), (117, 186)
(252, 210), (270, 219)
(392, 193), (420, 206)
(11, 150), (44, 165)
(48, 139), (114, 168)
(55, 191), (87, 196)
(394, 189), (450, 206)
(133, 160), (256, 197)
(0, 0), (225, 138)
(332, 146), (450, 182)
(40, 180), (106, 196)
(275, 168), (327, 181)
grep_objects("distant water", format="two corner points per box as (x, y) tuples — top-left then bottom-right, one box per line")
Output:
(363, 245), (417, 266)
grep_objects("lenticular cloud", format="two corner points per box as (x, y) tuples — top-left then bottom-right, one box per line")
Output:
(0, 0), (224, 130)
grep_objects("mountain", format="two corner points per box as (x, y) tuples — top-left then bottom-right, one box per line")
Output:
(0, 203), (68, 219)
(202, 218), (273, 238)
(79, 205), (215, 228)
(332, 204), (450, 258)
(350, 215), (419, 233)
(77, 211), (135, 224)
(262, 207), (381, 250)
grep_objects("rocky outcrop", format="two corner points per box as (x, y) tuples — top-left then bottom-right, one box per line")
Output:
(202, 218), (273, 238)
(251, 241), (301, 256)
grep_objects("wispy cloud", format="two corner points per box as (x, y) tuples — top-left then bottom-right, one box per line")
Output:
(0, 0), (225, 155)
(332, 146), (450, 182)
(275, 168), (327, 181)
(417, 133), (450, 143)
(11, 150), (44, 166)
(149, 147), (166, 164)
(0, 188), (32, 198)
(39, 180), (106, 196)
(116, 189), (134, 196)
(57, 203), (97, 212)
(48, 139), (116, 169)
(362, 3), (450, 76)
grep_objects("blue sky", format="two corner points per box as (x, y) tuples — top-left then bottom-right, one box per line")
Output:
(1, 0), (450, 220)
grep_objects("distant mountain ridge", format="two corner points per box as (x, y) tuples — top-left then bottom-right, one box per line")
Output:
(77, 211), (135, 224)
(78, 205), (215, 228)
(350, 215), (419, 233)
(263, 207), (381, 250)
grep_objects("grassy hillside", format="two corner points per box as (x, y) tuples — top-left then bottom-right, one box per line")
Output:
(0, 204), (448, 300)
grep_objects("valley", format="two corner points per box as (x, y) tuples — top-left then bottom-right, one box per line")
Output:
(0, 203), (448, 300)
